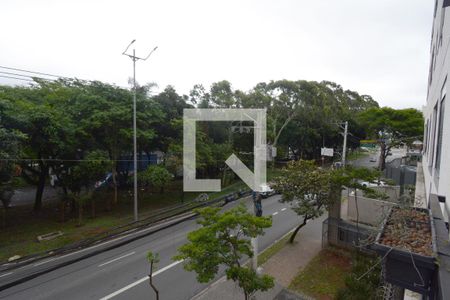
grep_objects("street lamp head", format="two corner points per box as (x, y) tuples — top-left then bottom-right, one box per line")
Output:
(122, 39), (136, 55)
(143, 46), (158, 60)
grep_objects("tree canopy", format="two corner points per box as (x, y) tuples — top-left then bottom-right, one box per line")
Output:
(0, 78), (383, 211)
(174, 204), (274, 300)
(358, 107), (423, 169)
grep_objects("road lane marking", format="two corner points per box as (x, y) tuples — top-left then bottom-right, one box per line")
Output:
(33, 258), (57, 267)
(0, 272), (12, 278)
(272, 212), (278, 216)
(98, 252), (135, 267)
(281, 208), (287, 211)
(29, 216), (194, 268)
(99, 259), (184, 300)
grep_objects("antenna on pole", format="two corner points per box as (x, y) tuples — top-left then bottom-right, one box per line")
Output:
(122, 39), (136, 55)
(143, 46), (158, 60)
(122, 39), (158, 222)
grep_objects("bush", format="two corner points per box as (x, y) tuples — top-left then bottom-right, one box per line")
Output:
(335, 252), (382, 300)
(139, 165), (173, 193)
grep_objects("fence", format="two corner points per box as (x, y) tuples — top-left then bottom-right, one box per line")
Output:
(322, 217), (376, 250)
(384, 158), (417, 188)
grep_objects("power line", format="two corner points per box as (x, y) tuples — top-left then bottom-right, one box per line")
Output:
(0, 158), (155, 162)
(0, 70), (36, 78)
(0, 65), (66, 79)
(0, 64), (132, 90)
(0, 75), (35, 82)
(0, 70), (55, 82)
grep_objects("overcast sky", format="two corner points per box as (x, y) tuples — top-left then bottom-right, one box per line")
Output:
(1, 0), (433, 109)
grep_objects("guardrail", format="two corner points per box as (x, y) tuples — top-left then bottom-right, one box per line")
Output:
(0, 188), (252, 271)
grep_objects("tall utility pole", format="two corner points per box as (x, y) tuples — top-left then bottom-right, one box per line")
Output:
(122, 40), (158, 222)
(342, 121), (348, 166)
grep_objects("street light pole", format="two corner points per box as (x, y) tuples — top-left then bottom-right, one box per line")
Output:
(342, 121), (348, 166)
(132, 48), (138, 222)
(123, 40), (158, 222)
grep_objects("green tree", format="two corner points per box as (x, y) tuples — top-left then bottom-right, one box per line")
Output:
(72, 81), (162, 208)
(0, 82), (78, 211)
(139, 165), (173, 193)
(63, 150), (111, 225)
(0, 127), (24, 226)
(174, 204), (274, 300)
(333, 166), (381, 235)
(147, 251), (160, 300)
(358, 107), (423, 170)
(272, 160), (337, 243)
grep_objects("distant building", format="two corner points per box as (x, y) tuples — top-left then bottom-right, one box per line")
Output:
(422, 0), (450, 227)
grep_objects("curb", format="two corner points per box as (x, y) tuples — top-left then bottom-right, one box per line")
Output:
(0, 211), (198, 292)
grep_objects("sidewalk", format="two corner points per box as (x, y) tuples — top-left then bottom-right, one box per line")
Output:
(192, 214), (326, 300)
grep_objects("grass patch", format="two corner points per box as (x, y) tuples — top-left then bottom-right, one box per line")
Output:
(258, 232), (291, 266)
(346, 151), (370, 161)
(0, 178), (256, 262)
(289, 247), (352, 300)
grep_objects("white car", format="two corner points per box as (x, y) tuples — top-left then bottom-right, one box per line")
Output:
(359, 180), (387, 187)
(260, 184), (275, 198)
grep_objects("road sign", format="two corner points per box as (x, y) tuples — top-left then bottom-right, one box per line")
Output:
(321, 147), (334, 157)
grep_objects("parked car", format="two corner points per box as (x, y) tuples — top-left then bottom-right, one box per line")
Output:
(359, 180), (387, 187)
(369, 157), (377, 162)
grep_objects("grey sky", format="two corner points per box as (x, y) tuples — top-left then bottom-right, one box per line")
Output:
(1, 0), (433, 109)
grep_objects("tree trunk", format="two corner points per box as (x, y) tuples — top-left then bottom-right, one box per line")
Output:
(289, 217), (308, 243)
(59, 200), (65, 223)
(379, 142), (386, 171)
(222, 165), (228, 186)
(78, 201), (83, 227)
(149, 262), (159, 300)
(33, 164), (48, 212)
(91, 199), (96, 218)
(1, 207), (6, 228)
(112, 168), (118, 206)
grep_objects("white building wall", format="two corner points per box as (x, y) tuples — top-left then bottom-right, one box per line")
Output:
(423, 0), (450, 224)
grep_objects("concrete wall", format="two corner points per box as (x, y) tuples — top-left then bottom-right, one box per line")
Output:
(352, 185), (401, 202)
(347, 195), (393, 226)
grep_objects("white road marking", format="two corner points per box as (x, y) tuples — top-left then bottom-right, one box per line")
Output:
(29, 216), (191, 268)
(0, 272), (12, 278)
(272, 212), (278, 216)
(98, 252), (135, 267)
(99, 260), (184, 300)
(281, 208), (287, 211)
(33, 258), (57, 267)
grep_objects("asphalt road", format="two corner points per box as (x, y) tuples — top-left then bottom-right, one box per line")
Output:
(349, 148), (406, 169)
(0, 195), (306, 300)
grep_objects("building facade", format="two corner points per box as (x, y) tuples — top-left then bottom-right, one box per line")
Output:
(423, 0), (450, 229)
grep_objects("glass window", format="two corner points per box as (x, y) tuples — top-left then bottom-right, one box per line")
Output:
(436, 97), (446, 171)
(430, 103), (438, 167)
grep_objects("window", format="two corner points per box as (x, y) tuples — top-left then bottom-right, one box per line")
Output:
(439, 9), (446, 47)
(436, 97), (446, 171)
(424, 120), (429, 153)
(430, 103), (438, 167)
